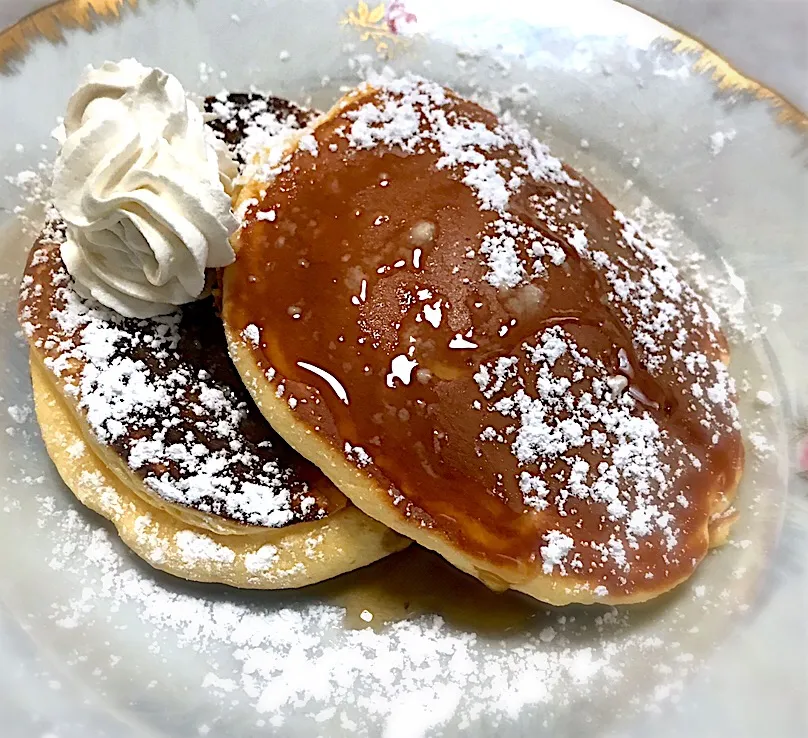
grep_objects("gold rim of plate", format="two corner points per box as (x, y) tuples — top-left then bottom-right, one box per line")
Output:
(0, 0), (805, 125)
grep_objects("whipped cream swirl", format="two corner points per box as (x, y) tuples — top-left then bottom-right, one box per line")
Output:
(52, 59), (237, 318)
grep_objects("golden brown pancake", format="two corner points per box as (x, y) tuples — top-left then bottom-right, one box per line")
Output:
(31, 356), (402, 588)
(222, 77), (744, 605)
(18, 94), (408, 588)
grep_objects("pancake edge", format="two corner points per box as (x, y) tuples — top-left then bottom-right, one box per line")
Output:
(30, 353), (409, 589)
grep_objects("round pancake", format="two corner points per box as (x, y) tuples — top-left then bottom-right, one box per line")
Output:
(18, 93), (408, 587)
(222, 77), (744, 605)
(31, 356), (403, 588)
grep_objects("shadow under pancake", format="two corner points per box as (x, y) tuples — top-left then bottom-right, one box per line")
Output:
(306, 546), (545, 634)
(61, 475), (683, 643)
(61, 477), (542, 636)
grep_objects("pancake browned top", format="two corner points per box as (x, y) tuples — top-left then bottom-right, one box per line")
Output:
(18, 94), (346, 529)
(224, 77), (744, 599)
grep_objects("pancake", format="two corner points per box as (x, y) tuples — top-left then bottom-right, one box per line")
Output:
(31, 356), (400, 588)
(19, 93), (407, 588)
(222, 77), (744, 605)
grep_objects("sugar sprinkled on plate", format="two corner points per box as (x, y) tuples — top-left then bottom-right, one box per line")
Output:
(26, 492), (729, 736)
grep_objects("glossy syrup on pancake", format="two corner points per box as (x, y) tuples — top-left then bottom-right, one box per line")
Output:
(224, 77), (744, 603)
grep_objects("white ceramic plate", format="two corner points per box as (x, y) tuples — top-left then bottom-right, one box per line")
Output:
(0, 2), (805, 737)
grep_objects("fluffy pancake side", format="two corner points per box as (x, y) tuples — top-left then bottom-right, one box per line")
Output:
(31, 355), (404, 588)
(222, 78), (744, 605)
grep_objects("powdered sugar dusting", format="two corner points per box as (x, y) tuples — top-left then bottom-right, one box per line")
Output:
(204, 92), (312, 171)
(174, 530), (237, 565)
(14, 94), (332, 529)
(628, 196), (771, 345)
(475, 325), (705, 582)
(344, 74), (575, 289)
(29, 497), (732, 736)
(541, 530), (575, 574)
(244, 544), (280, 573)
(20, 235), (322, 528)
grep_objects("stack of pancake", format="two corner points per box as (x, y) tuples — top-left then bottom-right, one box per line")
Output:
(20, 79), (743, 605)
